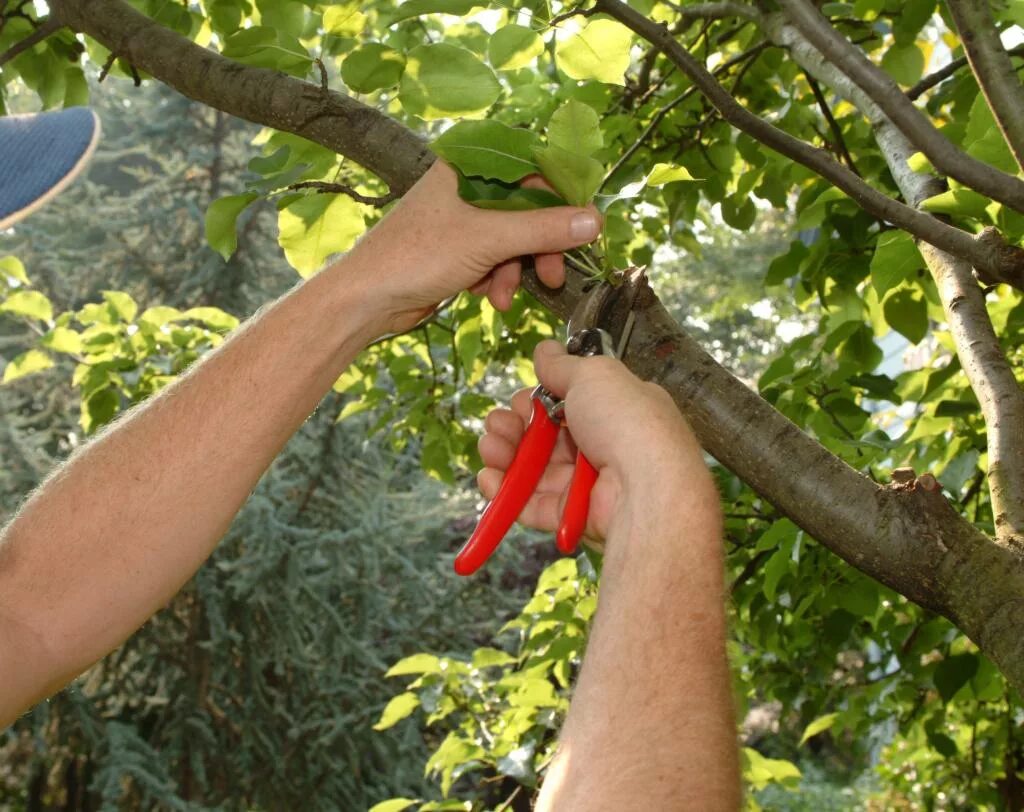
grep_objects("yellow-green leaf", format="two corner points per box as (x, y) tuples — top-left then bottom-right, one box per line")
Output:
(489, 24), (544, 71)
(799, 712), (839, 745)
(647, 163), (701, 185)
(0, 256), (29, 285)
(322, 2), (366, 36)
(43, 327), (83, 354)
(399, 44), (501, 120)
(368, 800), (419, 812)
(372, 692), (420, 730)
(3, 349), (54, 383)
(206, 193), (258, 260)
(385, 653), (442, 677)
(556, 20), (633, 86)
(1, 290), (53, 322)
(278, 193), (368, 276)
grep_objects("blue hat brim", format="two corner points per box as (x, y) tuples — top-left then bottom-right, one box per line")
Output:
(0, 107), (101, 230)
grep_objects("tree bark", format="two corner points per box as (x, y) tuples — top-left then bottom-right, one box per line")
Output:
(50, 0), (1024, 692)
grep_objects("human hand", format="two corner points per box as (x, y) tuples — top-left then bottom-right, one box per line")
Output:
(477, 341), (718, 545)
(346, 161), (602, 337)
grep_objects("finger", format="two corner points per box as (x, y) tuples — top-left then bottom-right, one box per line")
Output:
(487, 259), (521, 311)
(520, 174), (553, 192)
(478, 432), (518, 471)
(533, 340), (587, 399)
(479, 206), (601, 260)
(534, 253), (566, 289)
(469, 275), (492, 296)
(485, 407), (526, 444)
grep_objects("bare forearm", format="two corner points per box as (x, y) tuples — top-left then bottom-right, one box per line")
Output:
(537, 474), (740, 810)
(0, 257), (377, 721)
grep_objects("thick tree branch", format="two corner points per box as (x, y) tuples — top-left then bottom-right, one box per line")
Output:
(593, 0), (1024, 289)
(49, 0), (1024, 691)
(761, 11), (1024, 551)
(50, 0), (433, 197)
(774, 0), (1024, 214)
(946, 0), (1024, 173)
(0, 16), (63, 66)
(664, 1), (761, 23)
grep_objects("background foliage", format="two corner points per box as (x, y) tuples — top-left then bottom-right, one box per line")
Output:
(3, 0), (1024, 809)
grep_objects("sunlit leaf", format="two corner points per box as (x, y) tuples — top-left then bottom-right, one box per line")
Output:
(399, 44), (501, 120)
(277, 193), (368, 276)
(555, 19), (633, 86)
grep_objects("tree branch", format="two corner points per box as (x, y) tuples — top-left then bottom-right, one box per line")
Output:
(592, 0), (1024, 289)
(283, 181), (398, 207)
(906, 46), (1024, 102)
(774, 0), (1024, 214)
(50, 0), (432, 197)
(664, 1), (761, 23)
(946, 0), (1024, 173)
(804, 72), (860, 176)
(50, 0), (1024, 692)
(0, 16), (63, 66)
(760, 9), (1024, 551)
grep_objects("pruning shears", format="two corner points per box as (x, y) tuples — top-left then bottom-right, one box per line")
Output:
(454, 267), (646, 576)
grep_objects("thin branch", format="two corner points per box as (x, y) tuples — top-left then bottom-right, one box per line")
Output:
(906, 46), (1024, 102)
(602, 42), (769, 190)
(773, 0), (1024, 214)
(804, 71), (861, 176)
(284, 180), (398, 207)
(0, 15), (62, 66)
(946, 0), (1024, 173)
(593, 0), (1024, 289)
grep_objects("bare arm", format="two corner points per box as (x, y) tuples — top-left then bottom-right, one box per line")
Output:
(478, 343), (740, 809)
(0, 163), (601, 727)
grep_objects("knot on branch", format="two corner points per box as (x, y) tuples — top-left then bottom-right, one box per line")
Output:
(974, 226), (1024, 289)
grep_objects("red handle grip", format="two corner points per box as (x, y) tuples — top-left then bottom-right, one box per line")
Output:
(454, 398), (560, 576)
(556, 451), (598, 555)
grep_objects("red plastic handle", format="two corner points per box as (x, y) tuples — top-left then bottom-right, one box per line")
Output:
(556, 451), (598, 554)
(454, 398), (560, 575)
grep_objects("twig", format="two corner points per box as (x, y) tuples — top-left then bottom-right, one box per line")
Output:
(601, 42), (769, 190)
(285, 180), (398, 207)
(946, 0), (1024, 172)
(905, 47), (1024, 102)
(663, 1), (761, 23)
(0, 16), (63, 66)
(314, 56), (328, 93)
(774, 0), (1024, 214)
(98, 51), (116, 82)
(546, 3), (599, 28)
(804, 71), (861, 176)
(592, 0), (1024, 289)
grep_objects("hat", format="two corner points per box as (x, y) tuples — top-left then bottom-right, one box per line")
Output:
(0, 107), (101, 230)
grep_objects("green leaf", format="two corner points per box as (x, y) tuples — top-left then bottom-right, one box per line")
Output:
(372, 692), (420, 730)
(277, 194), (367, 276)
(221, 26), (312, 77)
(799, 712), (839, 746)
(387, 0), (479, 24)
(647, 163), (700, 185)
(367, 800), (419, 812)
(870, 230), (924, 297)
(0, 256), (29, 285)
(341, 44), (406, 93)
(2, 349), (54, 383)
(920, 188), (992, 220)
(556, 19), (633, 86)
(386, 653), (443, 677)
(103, 291), (138, 323)
(532, 144), (604, 207)
(547, 99), (603, 156)
(489, 24), (544, 71)
(183, 307), (239, 331)
(881, 43), (924, 86)
(322, 3), (366, 36)
(742, 748), (801, 791)
(43, 327), (83, 354)
(934, 653), (979, 702)
(471, 647), (517, 669)
(883, 290), (929, 344)
(431, 120), (540, 182)
(0, 290), (52, 322)
(496, 744), (535, 782)
(399, 44), (501, 120)
(206, 193), (258, 261)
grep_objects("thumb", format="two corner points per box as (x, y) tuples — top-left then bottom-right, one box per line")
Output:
(534, 339), (586, 399)
(482, 205), (602, 260)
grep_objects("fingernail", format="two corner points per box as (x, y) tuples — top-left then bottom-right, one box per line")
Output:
(570, 212), (599, 242)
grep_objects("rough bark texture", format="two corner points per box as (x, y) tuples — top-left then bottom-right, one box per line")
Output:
(50, 0), (1024, 691)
